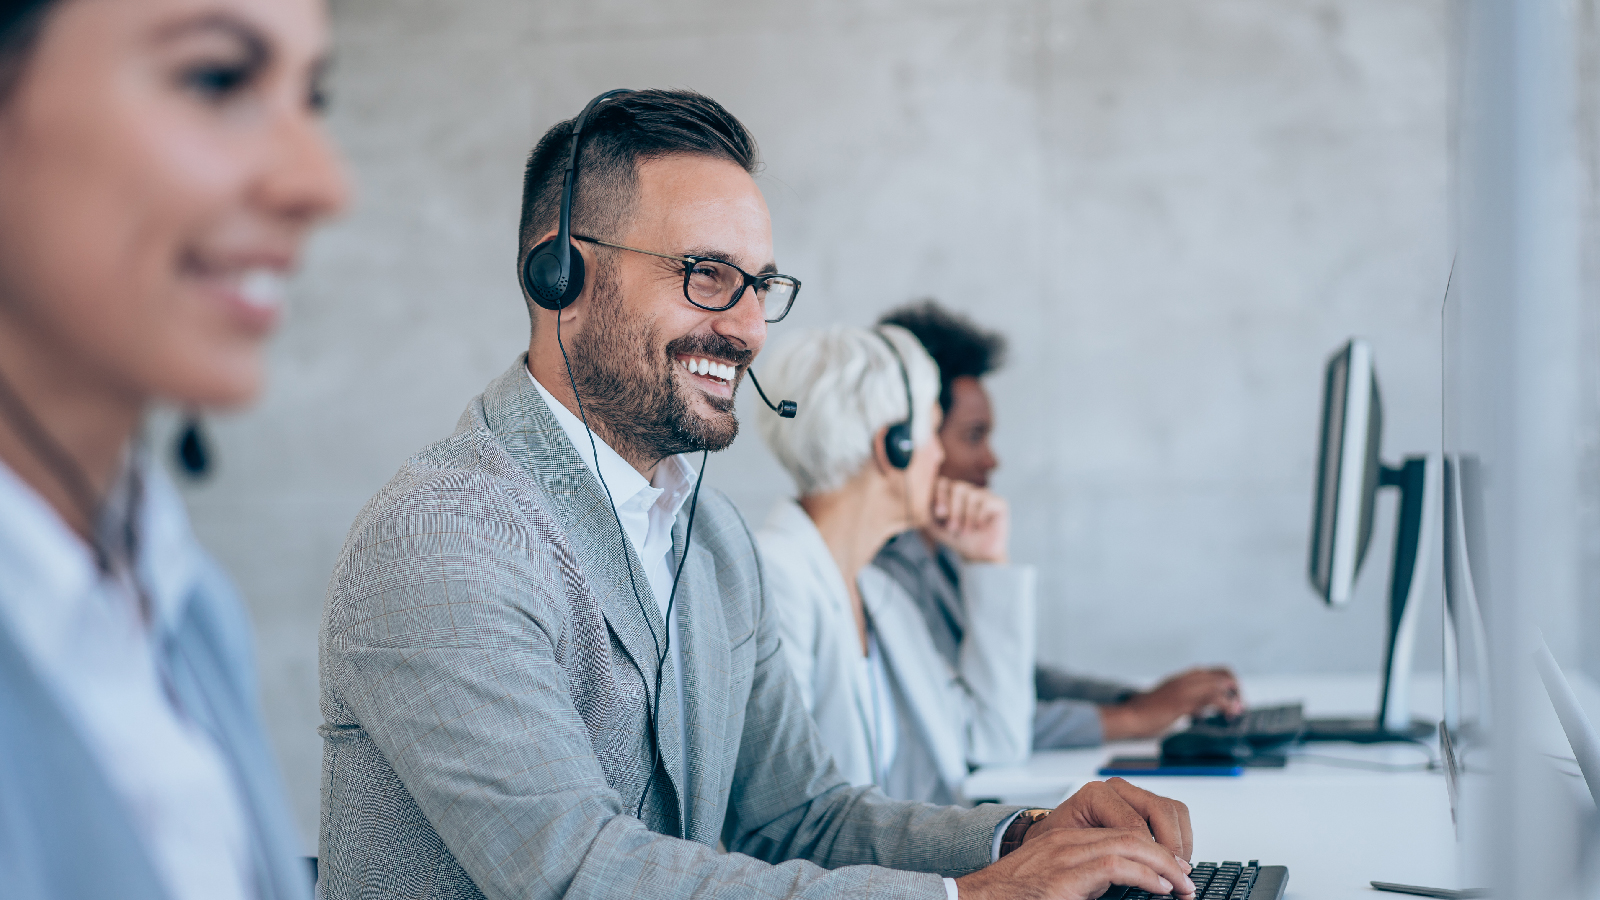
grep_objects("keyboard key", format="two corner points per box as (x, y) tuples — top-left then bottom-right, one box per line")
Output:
(1115, 861), (1288, 900)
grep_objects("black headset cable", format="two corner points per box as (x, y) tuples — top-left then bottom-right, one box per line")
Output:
(554, 309), (698, 836)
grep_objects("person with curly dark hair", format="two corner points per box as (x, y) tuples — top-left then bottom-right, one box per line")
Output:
(875, 301), (1244, 748)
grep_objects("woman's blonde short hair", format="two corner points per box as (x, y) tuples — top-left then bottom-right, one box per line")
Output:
(756, 324), (940, 496)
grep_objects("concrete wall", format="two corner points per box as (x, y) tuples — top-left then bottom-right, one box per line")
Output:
(177, 0), (1453, 845)
(1578, 1), (1600, 686)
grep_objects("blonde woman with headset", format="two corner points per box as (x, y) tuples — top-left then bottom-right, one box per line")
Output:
(754, 324), (1035, 804)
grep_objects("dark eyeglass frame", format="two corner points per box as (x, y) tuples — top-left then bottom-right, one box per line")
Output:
(573, 234), (801, 323)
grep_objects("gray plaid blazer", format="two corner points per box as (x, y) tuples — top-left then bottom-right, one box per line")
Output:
(318, 358), (1019, 900)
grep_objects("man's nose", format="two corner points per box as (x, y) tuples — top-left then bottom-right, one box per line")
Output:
(712, 284), (768, 350)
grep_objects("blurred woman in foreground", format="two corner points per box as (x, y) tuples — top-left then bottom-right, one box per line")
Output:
(0, 1), (347, 899)
(754, 325), (1036, 804)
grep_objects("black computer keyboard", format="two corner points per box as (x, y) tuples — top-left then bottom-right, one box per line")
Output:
(1104, 860), (1289, 900)
(1160, 704), (1305, 762)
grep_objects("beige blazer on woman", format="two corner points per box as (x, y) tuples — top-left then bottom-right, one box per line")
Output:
(757, 499), (1036, 804)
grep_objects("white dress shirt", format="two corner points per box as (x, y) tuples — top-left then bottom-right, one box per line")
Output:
(528, 370), (696, 777)
(0, 457), (252, 900)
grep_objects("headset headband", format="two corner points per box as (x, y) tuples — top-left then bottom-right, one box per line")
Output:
(549, 89), (633, 291)
(874, 329), (917, 469)
(875, 329), (915, 434)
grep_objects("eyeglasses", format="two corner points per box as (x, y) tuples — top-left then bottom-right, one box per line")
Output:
(573, 235), (801, 323)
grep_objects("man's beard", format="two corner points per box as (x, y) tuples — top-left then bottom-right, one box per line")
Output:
(564, 272), (752, 463)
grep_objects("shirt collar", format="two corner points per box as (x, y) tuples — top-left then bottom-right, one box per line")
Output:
(0, 452), (203, 653)
(654, 452), (698, 522)
(526, 367), (698, 523)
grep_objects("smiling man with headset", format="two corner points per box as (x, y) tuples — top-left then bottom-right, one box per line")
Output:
(317, 89), (1198, 900)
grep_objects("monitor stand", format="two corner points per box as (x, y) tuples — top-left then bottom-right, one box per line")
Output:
(1303, 715), (1435, 743)
(1304, 455), (1439, 744)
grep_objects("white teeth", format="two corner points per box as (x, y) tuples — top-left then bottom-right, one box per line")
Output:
(238, 269), (286, 310)
(681, 357), (735, 382)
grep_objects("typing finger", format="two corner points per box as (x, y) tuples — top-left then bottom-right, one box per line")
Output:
(1061, 830), (1195, 898)
(1105, 777), (1192, 859)
(1206, 676), (1244, 716)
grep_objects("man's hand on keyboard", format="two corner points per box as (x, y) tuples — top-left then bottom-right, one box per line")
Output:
(955, 826), (1196, 900)
(1032, 778), (1194, 861)
(1099, 667), (1244, 740)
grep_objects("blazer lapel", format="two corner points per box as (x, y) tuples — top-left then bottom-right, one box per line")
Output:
(482, 361), (669, 688)
(163, 601), (311, 900)
(769, 500), (880, 786)
(479, 359), (687, 822)
(0, 618), (170, 900)
(671, 519), (727, 844)
(860, 570), (969, 789)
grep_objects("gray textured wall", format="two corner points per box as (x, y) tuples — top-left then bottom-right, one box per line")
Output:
(1578, 2), (1600, 686)
(178, 0), (1458, 844)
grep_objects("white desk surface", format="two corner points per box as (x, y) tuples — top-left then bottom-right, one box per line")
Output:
(964, 674), (1463, 900)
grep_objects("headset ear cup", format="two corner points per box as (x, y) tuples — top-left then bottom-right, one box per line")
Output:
(560, 248), (585, 309)
(884, 423), (914, 470)
(522, 239), (587, 310)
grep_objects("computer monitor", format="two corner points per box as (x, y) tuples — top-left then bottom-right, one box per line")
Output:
(1441, 2), (1590, 894)
(1308, 338), (1382, 607)
(1303, 338), (1436, 742)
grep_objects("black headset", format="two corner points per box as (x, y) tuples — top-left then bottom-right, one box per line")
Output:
(521, 89), (632, 311)
(519, 88), (797, 421)
(874, 329), (916, 470)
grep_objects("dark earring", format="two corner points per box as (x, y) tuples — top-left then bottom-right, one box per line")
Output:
(175, 415), (211, 478)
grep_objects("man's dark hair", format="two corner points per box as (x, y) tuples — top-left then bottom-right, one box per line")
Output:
(517, 89), (759, 312)
(878, 300), (1007, 414)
